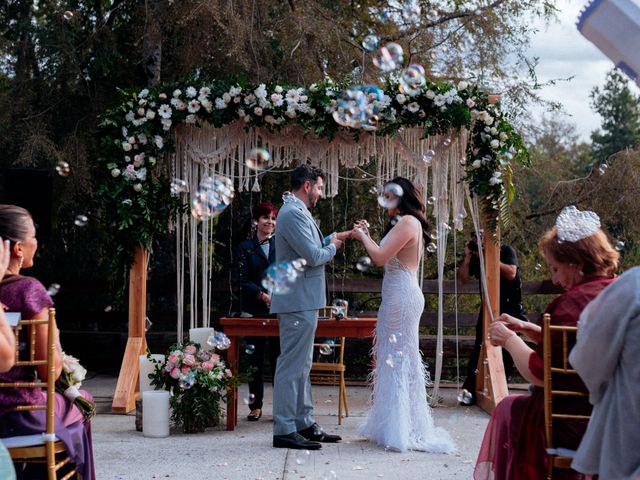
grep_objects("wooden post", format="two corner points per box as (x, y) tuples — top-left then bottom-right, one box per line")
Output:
(112, 246), (148, 413)
(476, 223), (509, 413)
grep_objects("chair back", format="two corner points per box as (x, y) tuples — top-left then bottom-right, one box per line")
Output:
(543, 313), (592, 476)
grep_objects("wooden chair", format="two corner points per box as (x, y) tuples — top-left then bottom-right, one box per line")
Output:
(543, 313), (592, 480)
(0, 308), (80, 479)
(311, 306), (349, 425)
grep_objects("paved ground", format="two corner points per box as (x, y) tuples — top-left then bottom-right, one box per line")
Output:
(86, 375), (490, 480)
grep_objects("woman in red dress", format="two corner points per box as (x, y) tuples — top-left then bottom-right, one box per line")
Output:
(474, 207), (619, 480)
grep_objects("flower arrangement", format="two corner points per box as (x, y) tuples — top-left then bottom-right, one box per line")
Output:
(148, 341), (244, 433)
(55, 353), (95, 421)
(97, 75), (529, 267)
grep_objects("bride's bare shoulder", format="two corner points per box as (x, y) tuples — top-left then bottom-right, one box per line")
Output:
(397, 215), (421, 229)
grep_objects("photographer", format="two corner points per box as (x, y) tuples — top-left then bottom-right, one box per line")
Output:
(457, 233), (527, 405)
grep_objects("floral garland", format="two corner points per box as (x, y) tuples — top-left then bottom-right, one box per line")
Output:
(97, 75), (529, 266)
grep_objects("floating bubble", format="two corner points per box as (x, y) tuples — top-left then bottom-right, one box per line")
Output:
(293, 320), (300, 327)
(598, 164), (608, 175)
(369, 186), (380, 195)
(399, 63), (426, 96)
(207, 331), (231, 350)
(262, 261), (300, 295)
(443, 222), (452, 232)
(390, 215), (401, 226)
(615, 241), (625, 251)
(385, 351), (403, 368)
(427, 196), (436, 205)
(170, 178), (189, 196)
(291, 258), (308, 272)
(295, 449), (310, 465)
(372, 42), (404, 72)
(426, 242), (437, 253)
(333, 85), (384, 130)
(362, 34), (380, 51)
(63, 10), (74, 21)
(47, 283), (61, 297)
(321, 471), (338, 480)
(145, 317), (152, 332)
(74, 214), (88, 227)
(388, 333), (399, 344)
(319, 339), (336, 356)
(429, 230), (439, 240)
(104, 305), (113, 312)
(356, 256), (372, 272)
(245, 344), (256, 355)
(457, 389), (473, 404)
(191, 175), (234, 219)
(56, 160), (70, 177)
(384, 182), (404, 197)
(246, 148), (271, 171)
(443, 137), (452, 147)
(179, 372), (196, 390)
(422, 149), (435, 166)
(243, 393), (256, 405)
(332, 299), (348, 319)
(534, 263), (542, 271)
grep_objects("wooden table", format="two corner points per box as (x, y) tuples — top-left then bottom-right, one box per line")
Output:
(219, 317), (377, 431)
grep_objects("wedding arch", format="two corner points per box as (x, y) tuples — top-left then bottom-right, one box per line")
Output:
(96, 75), (529, 414)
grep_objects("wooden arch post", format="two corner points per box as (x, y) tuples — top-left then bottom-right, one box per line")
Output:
(475, 221), (509, 413)
(112, 246), (148, 413)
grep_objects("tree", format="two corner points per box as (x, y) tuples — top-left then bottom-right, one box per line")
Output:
(590, 69), (640, 163)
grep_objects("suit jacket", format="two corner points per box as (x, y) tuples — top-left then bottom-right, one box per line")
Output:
(270, 198), (336, 314)
(237, 235), (276, 315)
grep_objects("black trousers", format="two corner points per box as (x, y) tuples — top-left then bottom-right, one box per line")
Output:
(246, 335), (280, 410)
(461, 311), (518, 395)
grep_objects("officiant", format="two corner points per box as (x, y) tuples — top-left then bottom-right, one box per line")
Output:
(237, 202), (280, 422)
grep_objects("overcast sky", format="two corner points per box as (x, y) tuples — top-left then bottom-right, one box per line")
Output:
(527, 0), (639, 141)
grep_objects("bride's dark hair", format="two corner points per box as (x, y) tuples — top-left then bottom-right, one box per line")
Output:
(384, 177), (430, 245)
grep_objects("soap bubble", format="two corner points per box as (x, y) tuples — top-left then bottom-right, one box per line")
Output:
(534, 263), (542, 271)
(74, 214), (88, 227)
(427, 196), (436, 205)
(319, 339), (336, 356)
(385, 351), (403, 368)
(245, 344), (256, 355)
(291, 258), (307, 272)
(104, 305), (113, 312)
(399, 63), (426, 96)
(246, 148), (271, 171)
(457, 389), (473, 404)
(63, 10), (74, 21)
(47, 284), (61, 297)
(333, 85), (384, 130)
(390, 215), (401, 226)
(295, 450), (310, 465)
(422, 149), (435, 166)
(170, 178), (189, 196)
(191, 175), (234, 219)
(384, 182), (404, 197)
(372, 42), (404, 72)
(443, 137), (452, 147)
(426, 242), (437, 253)
(356, 256), (372, 272)
(362, 34), (380, 51)
(179, 372), (196, 390)
(614, 241), (625, 251)
(56, 160), (70, 177)
(388, 333), (400, 344)
(145, 317), (152, 332)
(206, 331), (231, 350)
(243, 393), (256, 405)
(262, 261), (300, 295)
(598, 164), (608, 175)
(429, 230), (439, 240)
(332, 299), (348, 319)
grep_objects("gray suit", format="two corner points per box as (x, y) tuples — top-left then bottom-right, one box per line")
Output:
(270, 197), (336, 435)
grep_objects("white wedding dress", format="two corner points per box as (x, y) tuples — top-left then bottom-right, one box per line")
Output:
(359, 232), (455, 453)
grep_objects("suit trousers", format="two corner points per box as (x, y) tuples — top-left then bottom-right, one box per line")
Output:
(272, 310), (317, 436)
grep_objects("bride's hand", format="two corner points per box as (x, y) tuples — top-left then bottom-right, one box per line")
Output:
(352, 221), (369, 240)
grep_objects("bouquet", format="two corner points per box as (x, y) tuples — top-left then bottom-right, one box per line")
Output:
(149, 340), (250, 433)
(55, 353), (96, 421)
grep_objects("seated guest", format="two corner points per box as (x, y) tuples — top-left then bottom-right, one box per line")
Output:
(0, 205), (95, 479)
(237, 202), (280, 421)
(474, 206), (619, 480)
(0, 238), (15, 372)
(570, 266), (640, 480)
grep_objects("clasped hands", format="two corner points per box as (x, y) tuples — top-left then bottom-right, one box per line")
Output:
(487, 314), (526, 348)
(331, 219), (370, 248)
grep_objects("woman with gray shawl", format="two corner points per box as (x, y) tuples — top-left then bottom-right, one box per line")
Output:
(570, 266), (640, 480)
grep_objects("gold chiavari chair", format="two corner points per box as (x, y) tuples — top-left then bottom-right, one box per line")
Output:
(543, 313), (592, 480)
(311, 306), (349, 425)
(0, 308), (79, 479)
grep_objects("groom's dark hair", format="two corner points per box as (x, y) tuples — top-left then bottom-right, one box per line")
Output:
(291, 164), (325, 191)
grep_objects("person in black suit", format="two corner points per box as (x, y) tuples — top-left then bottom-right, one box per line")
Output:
(237, 202), (280, 421)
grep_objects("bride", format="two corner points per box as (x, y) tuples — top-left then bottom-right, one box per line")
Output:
(353, 177), (455, 454)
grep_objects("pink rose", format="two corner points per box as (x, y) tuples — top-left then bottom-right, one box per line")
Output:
(224, 369), (232, 378)
(184, 345), (197, 355)
(210, 354), (221, 363)
(137, 108), (145, 116)
(183, 354), (196, 366)
(181, 366), (191, 374)
(167, 354), (179, 364)
(466, 98), (476, 108)
(202, 361), (214, 372)
(170, 367), (180, 379)
(233, 96), (241, 103)
(253, 107), (263, 116)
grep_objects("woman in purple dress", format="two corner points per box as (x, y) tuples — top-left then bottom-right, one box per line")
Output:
(0, 204), (95, 479)
(0, 237), (15, 372)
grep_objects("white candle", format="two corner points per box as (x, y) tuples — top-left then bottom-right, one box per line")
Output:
(142, 390), (170, 438)
(189, 327), (214, 350)
(139, 354), (165, 393)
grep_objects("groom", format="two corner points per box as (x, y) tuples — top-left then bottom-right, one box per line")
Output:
(270, 165), (351, 450)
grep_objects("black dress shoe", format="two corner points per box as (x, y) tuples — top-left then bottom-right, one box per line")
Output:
(298, 423), (342, 443)
(247, 409), (262, 422)
(273, 432), (322, 450)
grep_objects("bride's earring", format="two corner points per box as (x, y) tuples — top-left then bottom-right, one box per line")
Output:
(18, 255), (24, 270)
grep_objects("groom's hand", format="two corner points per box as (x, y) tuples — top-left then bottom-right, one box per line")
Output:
(331, 235), (344, 250)
(334, 231), (353, 242)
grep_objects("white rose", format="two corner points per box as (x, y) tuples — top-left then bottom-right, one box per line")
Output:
(471, 159), (482, 169)
(264, 115), (275, 124)
(426, 90), (435, 99)
(499, 132), (508, 141)
(215, 98), (226, 109)
(407, 102), (420, 113)
(490, 139), (500, 149)
(490, 127), (498, 135)
(457, 81), (468, 90)
(159, 93), (167, 100)
(172, 89), (182, 98)
(484, 115), (494, 126)
(309, 108), (316, 117)
(309, 83), (319, 92)
(111, 168), (121, 178)
(396, 94), (407, 104)
(154, 135), (164, 149)
(285, 109), (297, 118)
(222, 92), (231, 103)
(122, 142), (132, 152)
(145, 110), (156, 120)
(139, 88), (149, 98)
(148, 157), (156, 165)
(133, 183), (143, 192)
(274, 85), (283, 94)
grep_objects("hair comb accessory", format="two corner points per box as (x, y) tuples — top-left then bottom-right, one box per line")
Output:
(556, 205), (600, 242)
